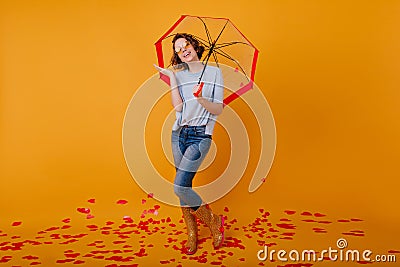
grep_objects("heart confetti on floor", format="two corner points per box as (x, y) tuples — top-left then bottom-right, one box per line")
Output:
(1, 195), (398, 267)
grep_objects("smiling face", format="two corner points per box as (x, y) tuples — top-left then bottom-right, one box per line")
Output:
(174, 38), (200, 63)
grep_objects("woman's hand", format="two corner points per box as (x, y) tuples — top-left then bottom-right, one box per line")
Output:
(193, 83), (203, 97)
(194, 83), (223, 115)
(153, 64), (173, 78)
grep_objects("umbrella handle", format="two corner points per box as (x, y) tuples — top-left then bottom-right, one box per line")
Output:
(193, 82), (204, 97)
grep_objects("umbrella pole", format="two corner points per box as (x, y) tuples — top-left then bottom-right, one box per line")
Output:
(197, 20), (229, 85)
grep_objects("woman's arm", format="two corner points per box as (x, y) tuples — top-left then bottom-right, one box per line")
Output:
(154, 64), (183, 112)
(193, 68), (224, 115)
(197, 97), (223, 115)
(169, 74), (183, 112)
(193, 84), (223, 115)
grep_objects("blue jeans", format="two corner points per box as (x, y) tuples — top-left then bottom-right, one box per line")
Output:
(171, 125), (212, 208)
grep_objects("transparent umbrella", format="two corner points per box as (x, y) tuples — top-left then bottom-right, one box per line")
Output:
(154, 15), (259, 105)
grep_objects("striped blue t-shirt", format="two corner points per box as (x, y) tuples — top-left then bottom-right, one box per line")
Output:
(172, 65), (224, 135)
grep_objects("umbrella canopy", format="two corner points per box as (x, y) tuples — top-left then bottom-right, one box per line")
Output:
(154, 15), (259, 105)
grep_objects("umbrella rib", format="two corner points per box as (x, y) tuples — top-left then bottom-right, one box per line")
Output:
(213, 47), (239, 62)
(197, 17), (213, 46)
(214, 41), (251, 49)
(164, 34), (176, 39)
(212, 50), (219, 67)
(192, 36), (212, 48)
(213, 20), (229, 44)
(213, 48), (250, 81)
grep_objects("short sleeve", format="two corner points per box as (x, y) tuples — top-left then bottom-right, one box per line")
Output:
(213, 68), (224, 104)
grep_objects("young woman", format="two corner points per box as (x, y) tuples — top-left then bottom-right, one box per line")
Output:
(154, 33), (225, 254)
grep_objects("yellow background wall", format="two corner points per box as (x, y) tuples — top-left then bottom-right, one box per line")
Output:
(1, 1), (399, 266)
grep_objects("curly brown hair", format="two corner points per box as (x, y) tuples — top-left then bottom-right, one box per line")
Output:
(170, 33), (205, 69)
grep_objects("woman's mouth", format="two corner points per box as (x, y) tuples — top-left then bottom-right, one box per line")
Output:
(183, 51), (191, 58)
